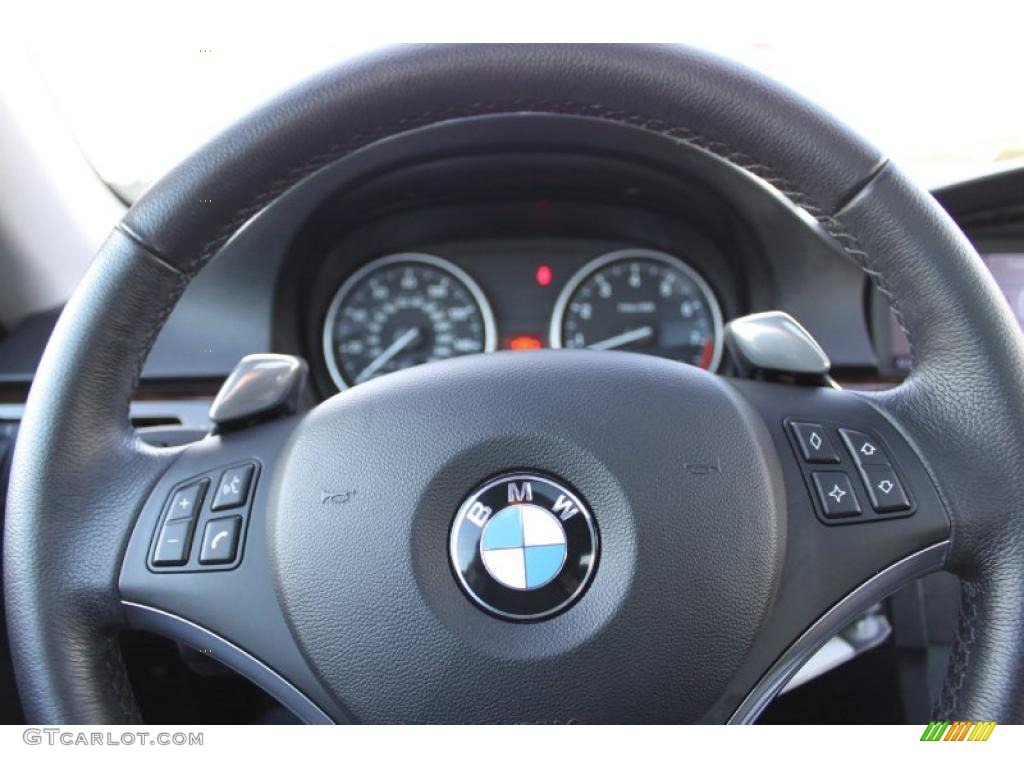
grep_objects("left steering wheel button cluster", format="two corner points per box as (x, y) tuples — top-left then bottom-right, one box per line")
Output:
(149, 462), (259, 571)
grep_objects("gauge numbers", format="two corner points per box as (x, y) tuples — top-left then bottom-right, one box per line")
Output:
(550, 249), (723, 370)
(323, 253), (496, 389)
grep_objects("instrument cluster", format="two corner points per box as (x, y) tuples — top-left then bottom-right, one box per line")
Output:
(322, 244), (724, 390)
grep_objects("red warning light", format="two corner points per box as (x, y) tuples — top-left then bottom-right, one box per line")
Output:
(507, 335), (544, 351)
(535, 264), (553, 287)
(699, 338), (714, 369)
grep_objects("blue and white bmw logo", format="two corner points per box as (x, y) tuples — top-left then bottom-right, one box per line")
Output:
(449, 473), (598, 620)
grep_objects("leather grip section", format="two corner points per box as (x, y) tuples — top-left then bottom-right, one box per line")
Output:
(837, 164), (1024, 722)
(123, 44), (883, 273)
(4, 229), (184, 722)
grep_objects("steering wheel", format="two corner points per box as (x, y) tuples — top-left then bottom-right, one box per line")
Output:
(6, 44), (1024, 724)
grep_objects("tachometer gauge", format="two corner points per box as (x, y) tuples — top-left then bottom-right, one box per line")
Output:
(323, 253), (496, 389)
(550, 249), (724, 370)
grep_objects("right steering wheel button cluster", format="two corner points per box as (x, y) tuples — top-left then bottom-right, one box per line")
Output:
(786, 420), (914, 524)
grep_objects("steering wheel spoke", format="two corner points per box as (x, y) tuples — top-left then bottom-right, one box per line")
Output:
(118, 416), (339, 723)
(714, 377), (951, 722)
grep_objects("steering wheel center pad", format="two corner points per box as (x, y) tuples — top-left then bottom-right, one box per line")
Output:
(270, 350), (783, 722)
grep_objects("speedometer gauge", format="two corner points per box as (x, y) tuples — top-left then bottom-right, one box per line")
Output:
(550, 249), (724, 370)
(323, 253), (496, 390)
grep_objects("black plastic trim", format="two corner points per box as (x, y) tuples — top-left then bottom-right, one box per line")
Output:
(122, 601), (334, 724)
(728, 540), (949, 723)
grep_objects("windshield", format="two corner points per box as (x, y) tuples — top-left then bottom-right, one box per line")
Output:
(17, 8), (1024, 200)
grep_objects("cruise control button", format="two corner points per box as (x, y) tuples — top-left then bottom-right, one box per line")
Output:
(862, 466), (911, 512)
(839, 429), (888, 466)
(790, 422), (839, 463)
(199, 516), (241, 564)
(153, 520), (193, 565)
(212, 464), (254, 510)
(812, 472), (862, 518)
(165, 480), (208, 521)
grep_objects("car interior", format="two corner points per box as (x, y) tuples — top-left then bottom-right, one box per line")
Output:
(2, 42), (1023, 725)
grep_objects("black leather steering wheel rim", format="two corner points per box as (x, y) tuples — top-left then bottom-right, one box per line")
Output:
(5, 43), (1024, 723)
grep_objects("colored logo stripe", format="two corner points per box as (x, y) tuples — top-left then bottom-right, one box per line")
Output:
(920, 720), (996, 741)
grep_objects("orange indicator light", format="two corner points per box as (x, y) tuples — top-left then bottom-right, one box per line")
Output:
(508, 335), (544, 351)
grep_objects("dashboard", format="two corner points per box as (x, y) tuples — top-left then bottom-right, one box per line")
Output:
(316, 240), (1024, 392)
(1, 115), (1022, 408)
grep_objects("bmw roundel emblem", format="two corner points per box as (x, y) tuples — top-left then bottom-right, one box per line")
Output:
(449, 473), (598, 620)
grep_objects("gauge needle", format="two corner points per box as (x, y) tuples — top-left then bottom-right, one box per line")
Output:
(355, 327), (421, 383)
(587, 326), (654, 351)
